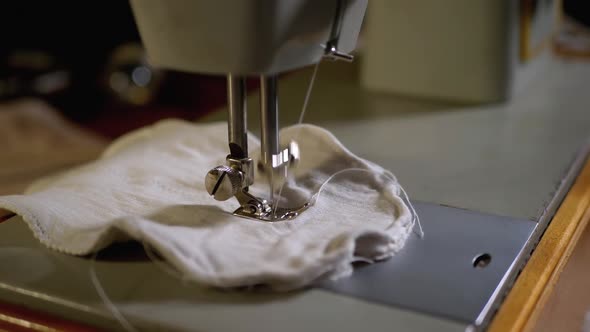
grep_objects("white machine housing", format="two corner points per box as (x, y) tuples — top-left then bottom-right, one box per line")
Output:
(130, 0), (367, 75)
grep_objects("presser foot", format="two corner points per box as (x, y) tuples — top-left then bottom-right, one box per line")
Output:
(205, 150), (311, 222)
(232, 189), (312, 222)
(233, 200), (312, 222)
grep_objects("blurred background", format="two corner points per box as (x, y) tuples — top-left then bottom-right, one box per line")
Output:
(0, 1), (231, 138)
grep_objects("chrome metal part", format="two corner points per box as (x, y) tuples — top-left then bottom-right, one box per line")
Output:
(227, 74), (248, 158)
(227, 157), (254, 187)
(324, 46), (354, 62)
(205, 165), (242, 201)
(259, 75), (280, 204)
(234, 190), (271, 217)
(259, 75), (300, 174)
(259, 75), (280, 169)
(234, 201), (312, 222)
(205, 75), (310, 222)
(323, 0), (355, 62)
(198, 0), (363, 222)
(272, 141), (300, 169)
(258, 141), (301, 178)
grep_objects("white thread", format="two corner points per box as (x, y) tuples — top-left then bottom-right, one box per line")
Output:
(310, 168), (423, 238)
(382, 170), (424, 238)
(399, 184), (424, 238)
(273, 61), (321, 217)
(295, 61), (321, 129)
(270, 59), (423, 238)
(89, 252), (138, 332)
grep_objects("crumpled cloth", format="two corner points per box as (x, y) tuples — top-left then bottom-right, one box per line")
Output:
(0, 120), (415, 290)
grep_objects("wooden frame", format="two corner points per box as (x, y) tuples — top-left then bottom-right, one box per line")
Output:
(489, 157), (590, 332)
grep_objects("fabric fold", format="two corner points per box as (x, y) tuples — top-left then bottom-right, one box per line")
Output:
(0, 119), (415, 290)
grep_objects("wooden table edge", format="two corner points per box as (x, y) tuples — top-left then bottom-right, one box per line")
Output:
(489, 157), (590, 332)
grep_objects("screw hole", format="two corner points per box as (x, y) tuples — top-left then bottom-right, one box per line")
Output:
(472, 253), (492, 268)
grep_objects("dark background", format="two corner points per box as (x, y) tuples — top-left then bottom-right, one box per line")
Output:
(0, 1), (229, 137)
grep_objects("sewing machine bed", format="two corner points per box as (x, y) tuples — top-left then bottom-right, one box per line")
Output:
(1, 58), (590, 331)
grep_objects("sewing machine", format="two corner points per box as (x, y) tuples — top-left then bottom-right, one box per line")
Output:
(2, 1), (590, 331)
(131, 0), (367, 221)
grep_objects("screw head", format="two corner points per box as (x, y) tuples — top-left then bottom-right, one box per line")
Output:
(205, 166), (242, 201)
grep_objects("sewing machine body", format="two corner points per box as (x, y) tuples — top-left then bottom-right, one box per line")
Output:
(2, 58), (590, 331)
(130, 0), (366, 75)
(1, 1), (590, 330)
(131, 0), (368, 222)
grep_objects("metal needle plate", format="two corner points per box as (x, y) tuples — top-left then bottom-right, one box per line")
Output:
(321, 202), (536, 326)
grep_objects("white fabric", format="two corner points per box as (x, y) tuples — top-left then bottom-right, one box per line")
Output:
(0, 120), (415, 290)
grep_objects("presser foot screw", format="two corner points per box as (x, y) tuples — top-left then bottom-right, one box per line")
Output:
(205, 165), (242, 201)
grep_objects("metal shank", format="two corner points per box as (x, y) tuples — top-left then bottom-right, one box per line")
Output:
(227, 74), (248, 159)
(259, 75), (280, 168)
